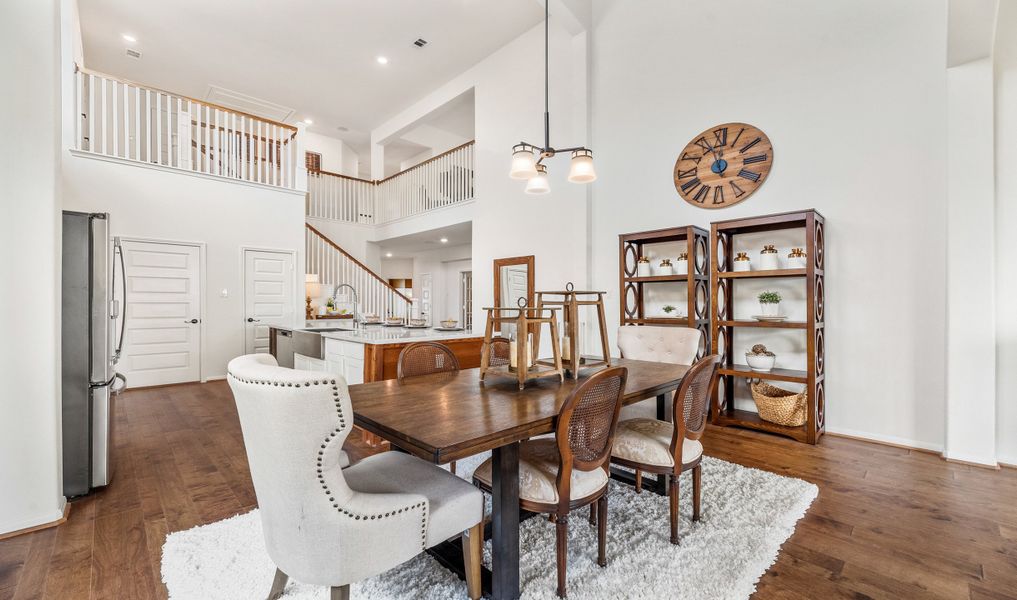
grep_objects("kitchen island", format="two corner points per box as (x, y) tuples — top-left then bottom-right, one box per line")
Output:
(269, 323), (484, 384)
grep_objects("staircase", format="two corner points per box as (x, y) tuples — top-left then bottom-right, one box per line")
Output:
(305, 224), (411, 319)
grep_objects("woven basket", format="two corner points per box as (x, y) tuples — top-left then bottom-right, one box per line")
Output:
(750, 381), (807, 427)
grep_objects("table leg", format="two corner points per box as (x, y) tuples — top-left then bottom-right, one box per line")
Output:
(491, 442), (520, 600)
(653, 393), (673, 493)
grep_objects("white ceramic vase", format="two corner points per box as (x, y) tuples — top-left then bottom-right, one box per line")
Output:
(760, 301), (780, 317)
(675, 259), (688, 275)
(636, 262), (652, 277)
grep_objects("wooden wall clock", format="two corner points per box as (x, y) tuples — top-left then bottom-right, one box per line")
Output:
(673, 122), (773, 209)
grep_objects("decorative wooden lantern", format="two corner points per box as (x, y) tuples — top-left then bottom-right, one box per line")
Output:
(480, 298), (564, 390)
(534, 282), (611, 378)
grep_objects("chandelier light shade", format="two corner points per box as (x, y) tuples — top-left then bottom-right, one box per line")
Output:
(567, 149), (597, 183)
(510, 144), (539, 179)
(509, 0), (594, 192)
(524, 164), (550, 195)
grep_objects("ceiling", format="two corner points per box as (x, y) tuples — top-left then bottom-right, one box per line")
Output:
(376, 222), (472, 258)
(79, 0), (541, 156)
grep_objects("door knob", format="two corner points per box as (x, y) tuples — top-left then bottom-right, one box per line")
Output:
(183, 318), (199, 324)
(247, 317), (260, 322)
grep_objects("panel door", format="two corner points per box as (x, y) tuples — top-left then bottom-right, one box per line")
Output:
(119, 240), (201, 387)
(244, 250), (295, 354)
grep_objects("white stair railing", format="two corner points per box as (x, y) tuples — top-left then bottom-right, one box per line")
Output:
(306, 171), (376, 224)
(74, 66), (300, 190)
(305, 141), (474, 225)
(305, 224), (411, 319)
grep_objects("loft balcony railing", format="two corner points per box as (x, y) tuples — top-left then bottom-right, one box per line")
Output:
(306, 140), (474, 225)
(73, 66), (300, 190)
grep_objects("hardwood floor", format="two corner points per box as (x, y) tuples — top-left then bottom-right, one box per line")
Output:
(1, 380), (1015, 599)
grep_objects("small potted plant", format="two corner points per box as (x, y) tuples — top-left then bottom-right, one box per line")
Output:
(745, 344), (777, 372)
(758, 290), (782, 317)
(662, 304), (677, 317)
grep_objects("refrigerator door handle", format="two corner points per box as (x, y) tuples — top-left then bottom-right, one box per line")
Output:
(113, 238), (126, 362)
(111, 372), (127, 394)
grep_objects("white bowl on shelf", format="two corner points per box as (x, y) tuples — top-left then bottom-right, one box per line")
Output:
(745, 353), (776, 372)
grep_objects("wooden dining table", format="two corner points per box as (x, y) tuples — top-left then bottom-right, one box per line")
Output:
(348, 357), (690, 600)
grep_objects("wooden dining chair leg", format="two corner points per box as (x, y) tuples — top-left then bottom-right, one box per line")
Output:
(634, 469), (642, 494)
(588, 503), (596, 526)
(668, 474), (680, 545)
(555, 514), (569, 598)
(266, 568), (288, 600)
(692, 464), (702, 522)
(462, 522), (483, 600)
(330, 585), (350, 600)
(450, 461), (457, 475)
(597, 495), (608, 567)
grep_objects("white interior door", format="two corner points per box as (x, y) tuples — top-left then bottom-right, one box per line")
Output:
(120, 240), (202, 387)
(503, 266), (529, 307)
(244, 249), (295, 354)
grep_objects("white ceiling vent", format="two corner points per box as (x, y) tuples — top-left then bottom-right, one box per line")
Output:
(413, 38), (427, 47)
(125, 48), (141, 59)
(204, 85), (295, 123)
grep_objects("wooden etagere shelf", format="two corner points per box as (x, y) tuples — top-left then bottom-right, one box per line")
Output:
(619, 226), (710, 358)
(710, 209), (826, 444)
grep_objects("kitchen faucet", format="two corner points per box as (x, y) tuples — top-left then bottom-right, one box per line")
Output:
(333, 283), (360, 328)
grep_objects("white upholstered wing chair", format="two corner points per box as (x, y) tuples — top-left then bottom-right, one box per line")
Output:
(227, 354), (484, 600)
(616, 326), (701, 420)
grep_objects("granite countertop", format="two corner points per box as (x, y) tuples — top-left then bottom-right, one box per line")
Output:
(318, 326), (479, 345)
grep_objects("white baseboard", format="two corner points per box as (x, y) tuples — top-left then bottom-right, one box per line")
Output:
(823, 426), (944, 453)
(0, 498), (67, 538)
(943, 450), (1000, 468)
(204, 375), (226, 382)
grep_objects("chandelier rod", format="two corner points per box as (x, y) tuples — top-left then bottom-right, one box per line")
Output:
(544, 0), (550, 152)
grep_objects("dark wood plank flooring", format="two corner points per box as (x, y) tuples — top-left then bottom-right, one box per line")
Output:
(1, 380), (1014, 599)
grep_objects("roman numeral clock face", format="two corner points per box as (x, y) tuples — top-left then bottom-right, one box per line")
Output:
(673, 122), (773, 209)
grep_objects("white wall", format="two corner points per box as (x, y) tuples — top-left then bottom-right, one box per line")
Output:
(372, 20), (590, 333)
(995, 1), (1017, 466)
(62, 156), (306, 381)
(0, 0), (66, 535)
(379, 257), (413, 280)
(303, 130), (359, 176)
(411, 245), (473, 324)
(590, 0), (949, 450)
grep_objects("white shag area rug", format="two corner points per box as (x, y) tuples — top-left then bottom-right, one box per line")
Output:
(162, 454), (817, 600)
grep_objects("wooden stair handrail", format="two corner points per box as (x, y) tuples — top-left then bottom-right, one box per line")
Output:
(305, 223), (412, 304)
(308, 140), (475, 185)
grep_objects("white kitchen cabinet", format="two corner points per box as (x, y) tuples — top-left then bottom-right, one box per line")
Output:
(322, 338), (366, 384)
(343, 358), (365, 385)
(294, 353), (326, 372)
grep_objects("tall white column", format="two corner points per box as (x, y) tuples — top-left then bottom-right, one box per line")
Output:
(944, 57), (998, 466)
(0, 0), (66, 534)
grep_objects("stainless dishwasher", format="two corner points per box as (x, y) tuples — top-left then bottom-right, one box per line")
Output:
(274, 328), (294, 368)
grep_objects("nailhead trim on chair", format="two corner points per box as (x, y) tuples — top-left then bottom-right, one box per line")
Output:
(227, 371), (429, 549)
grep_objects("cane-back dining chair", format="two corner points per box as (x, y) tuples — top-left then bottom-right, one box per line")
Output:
(610, 354), (720, 544)
(473, 366), (629, 598)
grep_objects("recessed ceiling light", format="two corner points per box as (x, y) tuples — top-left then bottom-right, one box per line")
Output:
(122, 34), (136, 43)
(303, 118), (313, 125)
(376, 56), (389, 65)
(385, 252), (393, 258)
(440, 237), (448, 243)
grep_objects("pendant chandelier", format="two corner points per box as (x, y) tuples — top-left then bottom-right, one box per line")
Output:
(509, 0), (596, 194)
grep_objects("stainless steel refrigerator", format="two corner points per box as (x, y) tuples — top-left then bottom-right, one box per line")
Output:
(62, 211), (126, 498)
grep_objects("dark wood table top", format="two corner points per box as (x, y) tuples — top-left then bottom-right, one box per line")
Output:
(348, 358), (690, 463)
